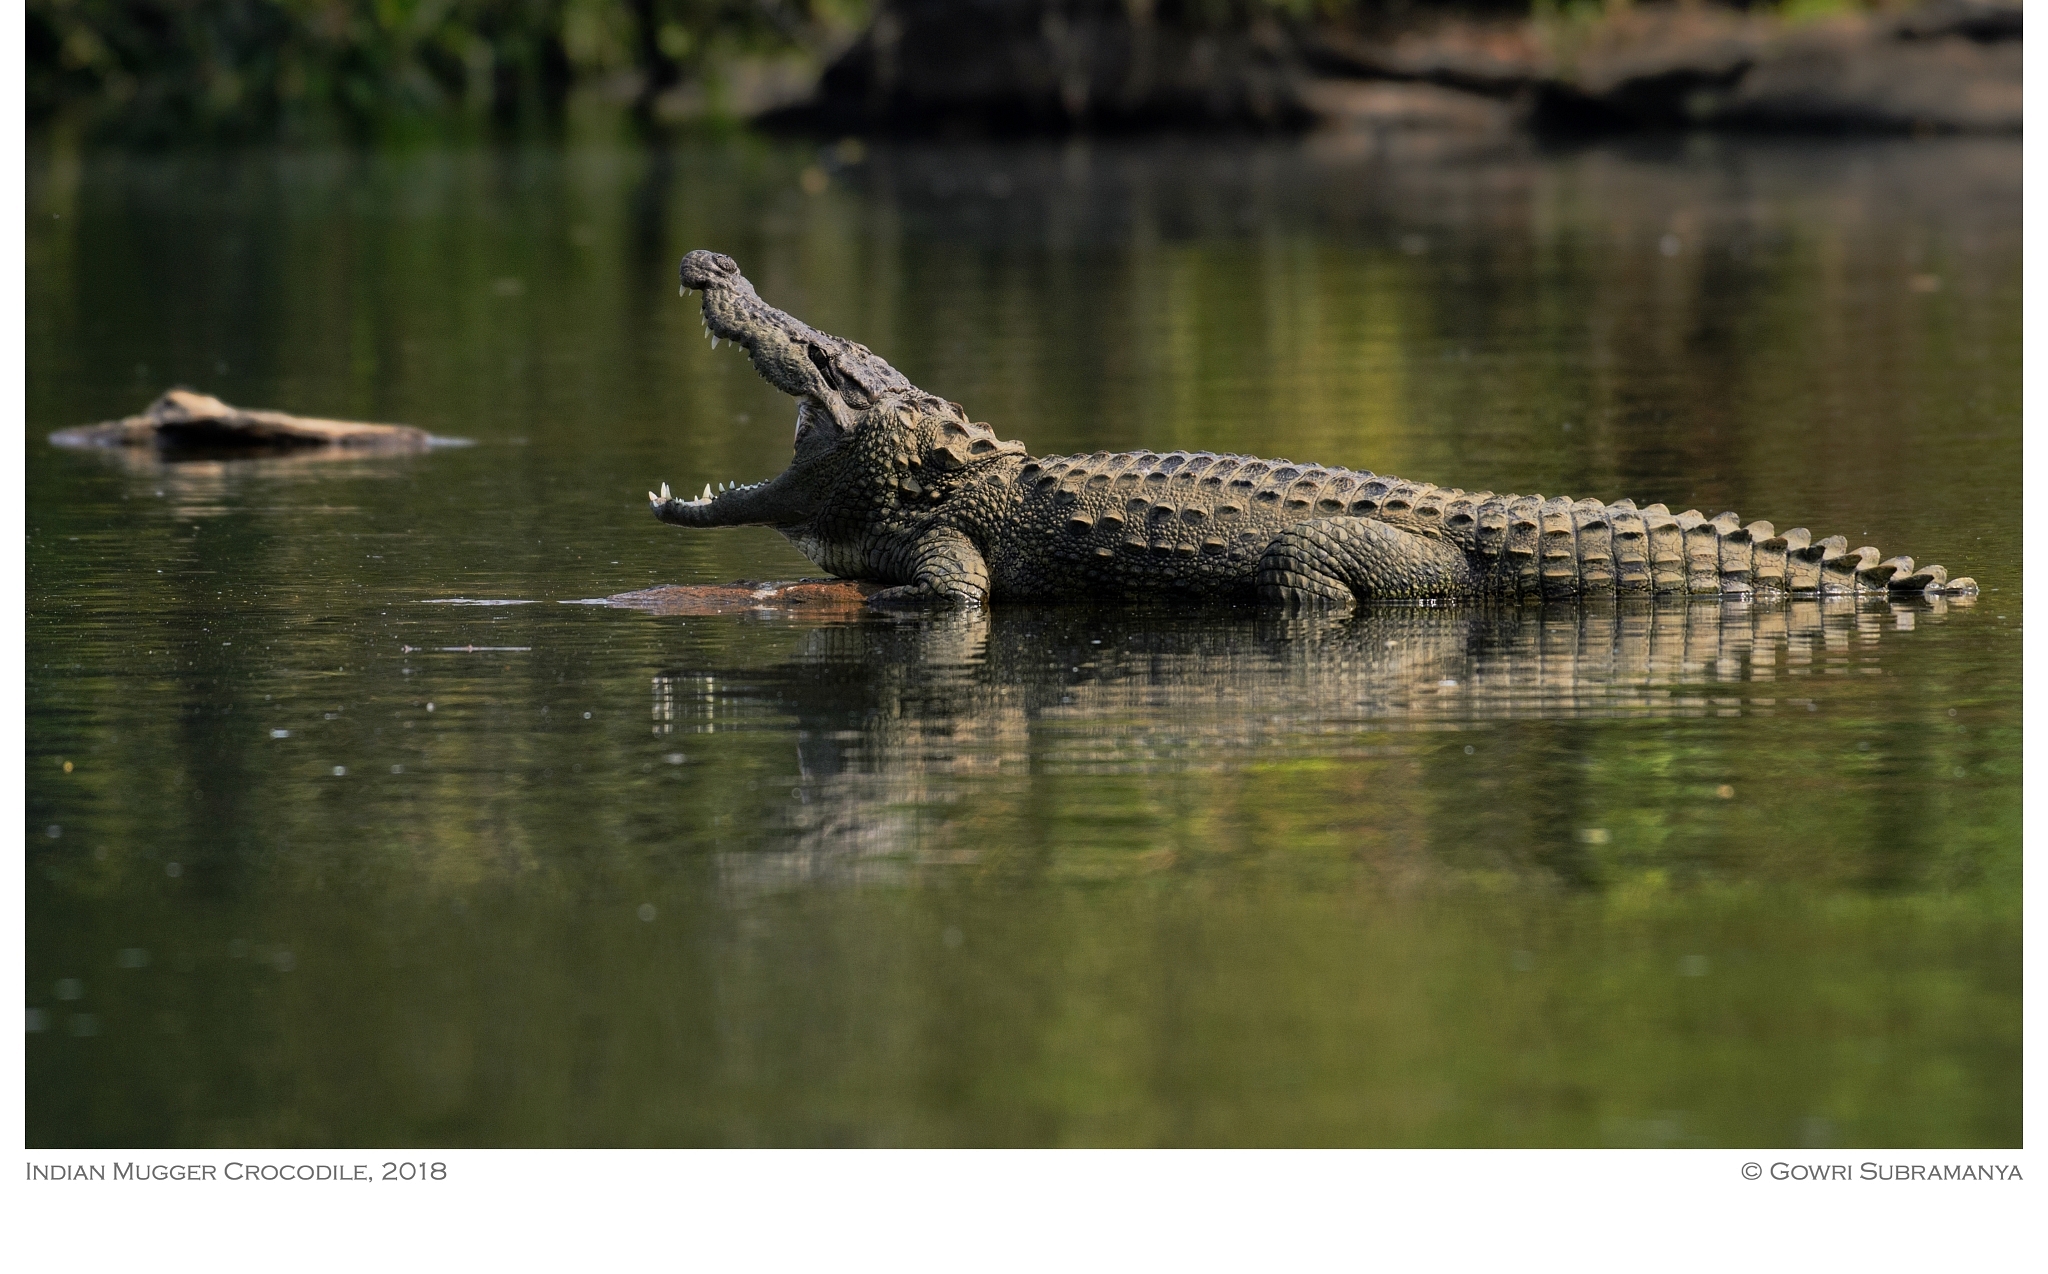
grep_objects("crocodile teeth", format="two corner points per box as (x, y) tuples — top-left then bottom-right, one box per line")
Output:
(660, 482), (671, 500)
(710, 335), (719, 350)
(700, 484), (713, 501)
(648, 491), (659, 503)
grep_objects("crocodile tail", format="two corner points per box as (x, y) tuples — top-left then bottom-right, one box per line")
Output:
(1345, 478), (1974, 598)
(1504, 495), (1544, 598)
(1492, 495), (1979, 598)
(1573, 499), (1617, 592)
(1363, 478), (1443, 531)
(1641, 504), (1686, 592)
(1539, 497), (1580, 599)
(1407, 484), (1455, 536)
(1626, 505), (1975, 597)
(1607, 500), (1652, 592)
(1443, 491), (1495, 552)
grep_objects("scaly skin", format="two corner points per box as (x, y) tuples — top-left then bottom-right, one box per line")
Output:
(651, 251), (1976, 610)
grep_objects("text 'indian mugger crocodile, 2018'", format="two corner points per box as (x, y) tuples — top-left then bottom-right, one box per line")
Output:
(649, 251), (1975, 611)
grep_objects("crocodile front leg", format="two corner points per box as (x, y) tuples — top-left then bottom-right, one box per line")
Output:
(1256, 518), (1476, 610)
(867, 527), (991, 609)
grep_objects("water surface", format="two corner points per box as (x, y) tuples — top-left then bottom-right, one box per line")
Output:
(25, 132), (2020, 1146)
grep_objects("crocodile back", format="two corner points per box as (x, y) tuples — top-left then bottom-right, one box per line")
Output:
(976, 449), (1969, 601)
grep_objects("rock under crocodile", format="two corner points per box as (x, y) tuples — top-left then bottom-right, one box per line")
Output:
(609, 579), (881, 617)
(650, 250), (1974, 611)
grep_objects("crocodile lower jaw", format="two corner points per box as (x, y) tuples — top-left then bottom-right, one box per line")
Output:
(647, 477), (779, 527)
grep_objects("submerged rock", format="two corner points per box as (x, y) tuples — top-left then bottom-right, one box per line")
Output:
(50, 389), (438, 453)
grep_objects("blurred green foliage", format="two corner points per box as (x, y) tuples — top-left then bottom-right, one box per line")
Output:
(30, 1), (1902, 139)
(28, 1), (1771, 139)
(25, 0), (873, 137)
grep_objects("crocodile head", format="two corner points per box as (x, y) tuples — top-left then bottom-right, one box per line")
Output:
(649, 252), (1023, 563)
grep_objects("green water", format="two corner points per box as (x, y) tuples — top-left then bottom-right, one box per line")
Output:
(25, 133), (2020, 1147)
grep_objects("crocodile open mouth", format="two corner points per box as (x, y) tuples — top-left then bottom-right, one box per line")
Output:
(646, 302), (815, 528)
(650, 250), (919, 530)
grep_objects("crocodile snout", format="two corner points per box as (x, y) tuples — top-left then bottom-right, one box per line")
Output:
(678, 250), (742, 291)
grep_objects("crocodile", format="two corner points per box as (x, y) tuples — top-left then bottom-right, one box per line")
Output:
(650, 250), (1975, 610)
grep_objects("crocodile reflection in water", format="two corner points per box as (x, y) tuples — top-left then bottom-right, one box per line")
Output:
(649, 594), (1970, 891)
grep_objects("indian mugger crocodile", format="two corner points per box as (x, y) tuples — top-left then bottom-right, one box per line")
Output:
(650, 250), (1975, 610)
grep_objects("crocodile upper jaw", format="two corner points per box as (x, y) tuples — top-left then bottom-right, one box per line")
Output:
(679, 249), (914, 433)
(654, 251), (926, 528)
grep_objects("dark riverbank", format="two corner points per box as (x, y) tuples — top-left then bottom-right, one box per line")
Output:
(31, 2), (2020, 143)
(772, 0), (2020, 137)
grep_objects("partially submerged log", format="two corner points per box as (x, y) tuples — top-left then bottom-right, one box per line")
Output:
(607, 579), (882, 617)
(50, 389), (436, 453)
